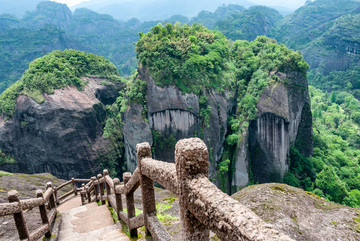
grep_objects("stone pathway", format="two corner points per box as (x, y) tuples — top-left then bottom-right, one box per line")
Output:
(57, 197), (130, 241)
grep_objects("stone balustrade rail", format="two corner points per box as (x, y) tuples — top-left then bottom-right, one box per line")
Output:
(0, 138), (295, 241)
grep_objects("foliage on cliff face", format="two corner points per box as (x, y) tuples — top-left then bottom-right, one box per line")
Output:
(284, 86), (360, 207)
(136, 23), (235, 94)
(214, 6), (282, 42)
(0, 49), (121, 117)
(226, 36), (309, 147)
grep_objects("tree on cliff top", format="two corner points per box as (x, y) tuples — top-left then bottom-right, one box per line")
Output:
(136, 23), (235, 94)
(0, 49), (121, 117)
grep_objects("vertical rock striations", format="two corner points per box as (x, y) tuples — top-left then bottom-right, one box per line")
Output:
(233, 70), (312, 189)
(0, 77), (124, 179)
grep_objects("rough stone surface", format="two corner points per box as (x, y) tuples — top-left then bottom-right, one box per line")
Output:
(175, 138), (210, 240)
(233, 183), (360, 241)
(123, 66), (232, 183)
(0, 77), (123, 179)
(186, 177), (294, 241)
(234, 70), (312, 187)
(57, 199), (130, 241)
(123, 103), (153, 172)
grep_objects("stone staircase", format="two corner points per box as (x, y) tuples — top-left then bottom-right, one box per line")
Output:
(57, 197), (130, 241)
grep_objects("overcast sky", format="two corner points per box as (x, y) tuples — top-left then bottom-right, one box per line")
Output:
(53, 0), (307, 9)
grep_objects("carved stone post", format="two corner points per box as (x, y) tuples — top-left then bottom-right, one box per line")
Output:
(86, 186), (91, 204)
(36, 190), (51, 238)
(97, 174), (105, 205)
(103, 169), (111, 207)
(175, 138), (210, 241)
(114, 178), (122, 215)
(124, 172), (137, 238)
(54, 187), (59, 205)
(72, 178), (77, 195)
(136, 142), (156, 237)
(46, 182), (57, 210)
(93, 177), (99, 202)
(8, 190), (29, 240)
(80, 184), (85, 205)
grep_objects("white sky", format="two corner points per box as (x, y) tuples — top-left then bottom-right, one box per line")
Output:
(249, 0), (306, 9)
(52, 0), (306, 9)
(51, 0), (89, 7)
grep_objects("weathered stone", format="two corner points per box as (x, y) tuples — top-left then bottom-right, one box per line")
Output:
(233, 183), (360, 241)
(175, 138), (210, 240)
(123, 102), (153, 172)
(234, 70), (312, 187)
(0, 77), (124, 179)
(124, 66), (233, 185)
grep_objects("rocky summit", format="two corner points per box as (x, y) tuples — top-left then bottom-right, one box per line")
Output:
(0, 77), (123, 179)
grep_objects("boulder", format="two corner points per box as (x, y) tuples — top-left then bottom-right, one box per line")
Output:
(0, 77), (123, 179)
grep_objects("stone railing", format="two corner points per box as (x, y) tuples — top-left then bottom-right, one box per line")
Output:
(0, 178), (90, 240)
(80, 138), (294, 241)
(1, 138), (295, 241)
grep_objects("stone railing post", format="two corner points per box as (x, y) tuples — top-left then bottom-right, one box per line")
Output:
(8, 190), (29, 240)
(54, 187), (59, 205)
(123, 172), (137, 238)
(136, 142), (156, 237)
(103, 169), (111, 206)
(46, 182), (56, 209)
(80, 184), (85, 205)
(113, 178), (122, 216)
(86, 186), (91, 204)
(36, 190), (51, 238)
(72, 178), (77, 195)
(175, 138), (210, 241)
(97, 174), (105, 205)
(93, 176), (99, 202)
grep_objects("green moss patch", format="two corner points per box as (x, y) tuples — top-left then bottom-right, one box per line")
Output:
(0, 49), (121, 117)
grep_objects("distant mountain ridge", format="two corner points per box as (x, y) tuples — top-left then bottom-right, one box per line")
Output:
(71, 0), (257, 21)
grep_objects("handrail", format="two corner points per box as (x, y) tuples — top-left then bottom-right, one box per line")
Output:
(1, 138), (295, 241)
(132, 138), (294, 241)
(0, 176), (97, 241)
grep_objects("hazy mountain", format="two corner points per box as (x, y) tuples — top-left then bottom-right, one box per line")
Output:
(0, 0), (43, 17)
(71, 0), (256, 21)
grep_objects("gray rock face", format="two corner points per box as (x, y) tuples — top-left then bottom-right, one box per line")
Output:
(233, 71), (312, 188)
(123, 67), (311, 189)
(249, 113), (289, 183)
(0, 77), (123, 179)
(123, 102), (153, 172)
(24, 1), (72, 30)
(123, 66), (232, 181)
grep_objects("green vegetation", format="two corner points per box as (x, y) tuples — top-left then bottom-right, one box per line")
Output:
(270, 0), (360, 49)
(0, 170), (13, 177)
(0, 150), (16, 165)
(0, 49), (121, 117)
(190, 4), (244, 29)
(214, 6), (282, 42)
(136, 23), (234, 94)
(285, 86), (360, 207)
(228, 36), (308, 141)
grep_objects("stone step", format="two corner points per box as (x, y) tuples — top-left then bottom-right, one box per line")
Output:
(57, 197), (130, 241)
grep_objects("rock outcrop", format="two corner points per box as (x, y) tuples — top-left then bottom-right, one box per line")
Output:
(123, 66), (232, 181)
(233, 70), (312, 188)
(23, 1), (72, 30)
(232, 183), (360, 241)
(0, 77), (123, 179)
(123, 66), (312, 188)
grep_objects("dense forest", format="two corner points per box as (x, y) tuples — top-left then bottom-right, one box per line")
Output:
(1, 0), (360, 209)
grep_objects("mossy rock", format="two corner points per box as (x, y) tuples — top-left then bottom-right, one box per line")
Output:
(232, 183), (360, 240)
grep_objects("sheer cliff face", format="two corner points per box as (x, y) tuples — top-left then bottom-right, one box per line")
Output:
(123, 66), (232, 180)
(0, 77), (123, 179)
(123, 67), (312, 187)
(233, 70), (312, 188)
